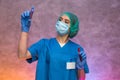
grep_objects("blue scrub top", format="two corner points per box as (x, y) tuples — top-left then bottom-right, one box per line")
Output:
(27, 38), (89, 80)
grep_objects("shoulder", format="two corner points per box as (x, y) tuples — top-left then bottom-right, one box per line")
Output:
(69, 40), (83, 49)
(37, 38), (55, 45)
(69, 40), (86, 53)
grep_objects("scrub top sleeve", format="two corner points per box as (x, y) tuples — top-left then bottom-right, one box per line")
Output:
(26, 39), (45, 63)
(84, 60), (89, 73)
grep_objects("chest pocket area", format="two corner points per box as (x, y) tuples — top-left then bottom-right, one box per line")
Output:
(66, 54), (77, 62)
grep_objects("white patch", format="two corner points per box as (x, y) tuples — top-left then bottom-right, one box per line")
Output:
(59, 43), (65, 47)
(66, 62), (75, 69)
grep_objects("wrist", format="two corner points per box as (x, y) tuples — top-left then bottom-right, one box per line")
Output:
(21, 27), (30, 32)
(21, 32), (28, 36)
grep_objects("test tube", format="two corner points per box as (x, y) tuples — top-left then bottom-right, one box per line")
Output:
(30, 6), (34, 19)
(78, 48), (82, 61)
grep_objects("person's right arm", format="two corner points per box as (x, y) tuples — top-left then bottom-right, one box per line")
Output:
(18, 7), (34, 60)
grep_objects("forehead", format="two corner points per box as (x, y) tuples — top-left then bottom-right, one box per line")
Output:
(60, 15), (70, 20)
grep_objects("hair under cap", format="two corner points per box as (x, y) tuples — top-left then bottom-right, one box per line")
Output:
(59, 12), (79, 38)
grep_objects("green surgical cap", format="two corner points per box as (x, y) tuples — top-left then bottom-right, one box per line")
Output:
(59, 12), (79, 38)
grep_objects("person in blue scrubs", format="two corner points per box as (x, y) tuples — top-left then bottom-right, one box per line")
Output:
(18, 7), (89, 80)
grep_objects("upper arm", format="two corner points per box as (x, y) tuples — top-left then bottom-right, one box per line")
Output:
(26, 39), (46, 63)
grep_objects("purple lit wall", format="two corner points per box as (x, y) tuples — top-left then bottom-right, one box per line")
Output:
(0, 0), (120, 80)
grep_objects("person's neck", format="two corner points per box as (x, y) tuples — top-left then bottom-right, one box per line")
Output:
(56, 35), (69, 44)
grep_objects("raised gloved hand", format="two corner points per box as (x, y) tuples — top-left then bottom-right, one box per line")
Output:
(21, 6), (34, 32)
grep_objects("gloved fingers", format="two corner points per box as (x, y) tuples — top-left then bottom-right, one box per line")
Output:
(80, 51), (87, 59)
(81, 53), (86, 59)
(24, 10), (30, 17)
(21, 12), (25, 18)
(21, 10), (30, 18)
(26, 11), (30, 17)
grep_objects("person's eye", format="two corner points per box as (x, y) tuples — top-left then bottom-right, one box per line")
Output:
(65, 21), (69, 24)
(65, 19), (70, 24)
(65, 21), (70, 24)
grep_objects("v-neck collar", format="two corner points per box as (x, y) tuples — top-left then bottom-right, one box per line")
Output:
(54, 38), (70, 48)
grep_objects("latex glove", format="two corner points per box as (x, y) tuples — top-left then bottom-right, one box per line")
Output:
(21, 6), (34, 32)
(77, 48), (87, 69)
(79, 51), (86, 61)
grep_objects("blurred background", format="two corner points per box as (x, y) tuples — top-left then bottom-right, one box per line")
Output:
(0, 0), (120, 80)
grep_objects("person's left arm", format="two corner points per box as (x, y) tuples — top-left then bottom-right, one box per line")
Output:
(77, 47), (89, 80)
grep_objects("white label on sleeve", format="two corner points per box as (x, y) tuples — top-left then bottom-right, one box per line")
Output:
(66, 62), (75, 69)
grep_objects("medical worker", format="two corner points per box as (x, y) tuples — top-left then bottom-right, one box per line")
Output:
(18, 7), (89, 80)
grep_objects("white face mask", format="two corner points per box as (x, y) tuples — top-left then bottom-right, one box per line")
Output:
(55, 21), (69, 36)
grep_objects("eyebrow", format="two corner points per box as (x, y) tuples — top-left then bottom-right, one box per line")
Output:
(65, 19), (70, 22)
